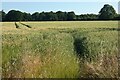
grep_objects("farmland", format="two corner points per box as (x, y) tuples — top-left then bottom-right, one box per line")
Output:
(2, 21), (119, 78)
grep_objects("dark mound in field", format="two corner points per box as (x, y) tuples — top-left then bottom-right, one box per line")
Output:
(15, 22), (20, 28)
(98, 28), (120, 31)
(20, 22), (32, 28)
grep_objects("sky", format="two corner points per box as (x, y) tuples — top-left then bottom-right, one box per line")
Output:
(2, 2), (118, 15)
(1, 0), (119, 2)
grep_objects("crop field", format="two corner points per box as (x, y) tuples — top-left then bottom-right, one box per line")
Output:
(2, 21), (119, 78)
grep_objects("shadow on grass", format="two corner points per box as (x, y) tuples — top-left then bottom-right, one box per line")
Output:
(97, 28), (120, 31)
(20, 22), (32, 28)
(73, 37), (89, 59)
(15, 22), (20, 29)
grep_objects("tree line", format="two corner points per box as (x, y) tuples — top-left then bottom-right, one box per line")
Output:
(0, 4), (120, 21)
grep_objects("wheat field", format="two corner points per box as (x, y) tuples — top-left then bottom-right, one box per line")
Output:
(2, 21), (119, 78)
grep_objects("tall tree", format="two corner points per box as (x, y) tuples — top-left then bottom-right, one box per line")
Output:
(44, 11), (58, 21)
(32, 12), (40, 21)
(56, 11), (67, 21)
(39, 12), (46, 21)
(67, 11), (76, 21)
(99, 4), (117, 20)
(0, 10), (6, 21)
(23, 12), (32, 21)
(5, 10), (23, 21)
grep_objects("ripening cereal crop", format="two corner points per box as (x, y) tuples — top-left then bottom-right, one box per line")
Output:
(2, 21), (119, 78)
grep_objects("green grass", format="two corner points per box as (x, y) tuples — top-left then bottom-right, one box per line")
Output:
(2, 21), (119, 78)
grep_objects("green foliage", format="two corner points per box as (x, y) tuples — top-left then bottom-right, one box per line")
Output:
(56, 11), (67, 21)
(32, 12), (40, 21)
(99, 4), (117, 20)
(44, 11), (58, 21)
(39, 12), (46, 21)
(67, 11), (76, 20)
(114, 14), (120, 20)
(0, 10), (6, 21)
(5, 10), (23, 21)
(22, 12), (32, 21)
(76, 14), (98, 20)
